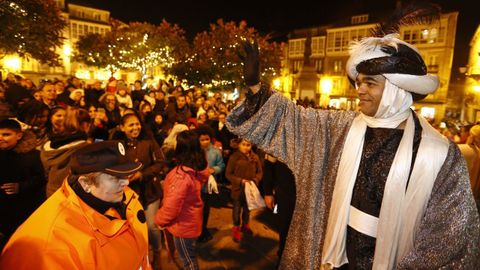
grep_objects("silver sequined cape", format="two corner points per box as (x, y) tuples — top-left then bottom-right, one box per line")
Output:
(226, 92), (480, 269)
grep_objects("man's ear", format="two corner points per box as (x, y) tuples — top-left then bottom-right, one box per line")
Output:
(78, 176), (92, 193)
(15, 132), (23, 141)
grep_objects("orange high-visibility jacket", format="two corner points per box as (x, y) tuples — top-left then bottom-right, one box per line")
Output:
(0, 179), (151, 270)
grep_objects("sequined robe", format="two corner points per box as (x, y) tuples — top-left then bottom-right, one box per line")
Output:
(226, 88), (480, 269)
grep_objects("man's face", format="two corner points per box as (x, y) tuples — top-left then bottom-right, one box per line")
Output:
(218, 114), (226, 124)
(155, 91), (165, 101)
(176, 96), (186, 109)
(55, 82), (65, 94)
(93, 82), (102, 90)
(72, 78), (81, 88)
(355, 74), (385, 117)
(105, 95), (116, 109)
(199, 134), (211, 149)
(134, 82), (142, 90)
(42, 84), (57, 101)
(0, 128), (22, 150)
(86, 173), (129, 203)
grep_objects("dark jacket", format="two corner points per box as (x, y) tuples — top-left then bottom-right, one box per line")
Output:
(124, 138), (166, 206)
(225, 150), (263, 200)
(0, 130), (46, 236)
(166, 103), (192, 129)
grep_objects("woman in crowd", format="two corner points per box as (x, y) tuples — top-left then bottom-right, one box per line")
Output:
(46, 106), (66, 138)
(41, 107), (91, 197)
(155, 130), (209, 270)
(87, 104), (109, 141)
(225, 138), (263, 242)
(116, 112), (165, 269)
(15, 99), (50, 147)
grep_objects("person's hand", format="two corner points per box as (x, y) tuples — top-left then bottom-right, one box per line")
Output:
(208, 167), (215, 175)
(264, 195), (275, 210)
(1, 183), (20, 195)
(241, 179), (251, 185)
(128, 171), (143, 182)
(238, 41), (260, 88)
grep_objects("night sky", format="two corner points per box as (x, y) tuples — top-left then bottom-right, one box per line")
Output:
(77, 0), (479, 76)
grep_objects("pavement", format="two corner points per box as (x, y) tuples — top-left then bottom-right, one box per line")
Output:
(158, 185), (281, 270)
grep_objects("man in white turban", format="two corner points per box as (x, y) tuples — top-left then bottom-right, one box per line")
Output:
(227, 33), (479, 270)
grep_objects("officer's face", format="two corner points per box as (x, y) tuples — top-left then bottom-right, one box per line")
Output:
(355, 74), (385, 117)
(88, 173), (129, 203)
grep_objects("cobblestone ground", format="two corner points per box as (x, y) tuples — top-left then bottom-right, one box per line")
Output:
(158, 185), (280, 270)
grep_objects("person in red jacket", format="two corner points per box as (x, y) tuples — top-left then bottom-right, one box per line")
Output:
(155, 130), (209, 270)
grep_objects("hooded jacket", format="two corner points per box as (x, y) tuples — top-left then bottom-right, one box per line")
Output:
(40, 136), (88, 197)
(0, 179), (150, 270)
(155, 166), (209, 238)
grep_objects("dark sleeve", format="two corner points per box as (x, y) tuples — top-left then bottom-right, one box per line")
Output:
(19, 150), (46, 194)
(262, 159), (275, 196)
(141, 140), (166, 180)
(225, 153), (243, 186)
(253, 154), (263, 184)
(238, 83), (272, 122)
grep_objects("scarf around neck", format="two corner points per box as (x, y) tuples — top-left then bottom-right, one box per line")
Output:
(321, 80), (449, 269)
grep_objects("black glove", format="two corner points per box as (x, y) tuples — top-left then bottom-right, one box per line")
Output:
(238, 41), (260, 86)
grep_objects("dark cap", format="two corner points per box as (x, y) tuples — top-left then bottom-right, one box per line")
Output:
(70, 141), (142, 178)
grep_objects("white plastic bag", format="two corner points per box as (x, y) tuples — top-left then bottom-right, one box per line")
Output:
(244, 181), (266, 210)
(207, 175), (219, 194)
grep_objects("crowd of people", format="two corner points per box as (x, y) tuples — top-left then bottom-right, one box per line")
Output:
(0, 71), (300, 269)
(2, 15), (480, 268)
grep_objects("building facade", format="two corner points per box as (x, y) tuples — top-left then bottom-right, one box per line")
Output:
(1, 0), (141, 85)
(280, 12), (458, 122)
(464, 25), (480, 123)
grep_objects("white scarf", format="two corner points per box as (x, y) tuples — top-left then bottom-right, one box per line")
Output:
(321, 80), (449, 269)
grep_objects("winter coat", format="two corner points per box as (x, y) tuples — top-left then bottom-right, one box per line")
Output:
(225, 150), (263, 200)
(40, 136), (88, 197)
(166, 104), (192, 129)
(124, 138), (166, 206)
(0, 130), (46, 236)
(155, 166), (209, 238)
(0, 179), (150, 270)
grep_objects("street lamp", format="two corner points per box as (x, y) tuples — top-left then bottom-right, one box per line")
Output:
(319, 77), (333, 108)
(3, 55), (21, 72)
(273, 78), (281, 89)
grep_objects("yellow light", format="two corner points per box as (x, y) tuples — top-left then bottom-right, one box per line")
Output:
(75, 69), (91, 80)
(473, 85), (480, 93)
(273, 78), (281, 89)
(63, 44), (72, 56)
(4, 55), (21, 72)
(320, 77), (333, 94)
